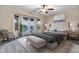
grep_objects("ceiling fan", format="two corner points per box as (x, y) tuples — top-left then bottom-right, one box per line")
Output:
(38, 5), (54, 13)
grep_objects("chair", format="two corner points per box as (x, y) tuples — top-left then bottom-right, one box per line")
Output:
(0, 30), (15, 41)
(0, 30), (8, 40)
(7, 32), (15, 40)
(0, 31), (3, 43)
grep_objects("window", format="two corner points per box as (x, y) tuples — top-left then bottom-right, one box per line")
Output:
(30, 26), (34, 33)
(30, 18), (34, 21)
(14, 15), (19, 30)
(37, 19), (41, 24)
(23, 25), (28, 31)
(23, 17), (28, 21)
(37, 19), (41, 31)
(37, 19), (40, 21)
(37, 25), (40, 30)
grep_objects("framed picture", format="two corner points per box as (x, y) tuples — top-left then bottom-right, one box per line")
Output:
(54, 14), (65, 23)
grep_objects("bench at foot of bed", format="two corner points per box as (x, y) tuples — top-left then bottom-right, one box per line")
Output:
(27, 35), (46, 49)
(46, 42), (57, 49)
(27, 35), (57, 51)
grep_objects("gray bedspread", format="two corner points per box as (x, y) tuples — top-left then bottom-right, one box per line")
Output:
(43, 31), (64, 43)
(32, 33), (56, 43)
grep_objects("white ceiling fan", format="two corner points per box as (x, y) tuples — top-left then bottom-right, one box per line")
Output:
(37, 5), (54, 14)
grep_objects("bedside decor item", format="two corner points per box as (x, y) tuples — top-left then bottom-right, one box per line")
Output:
(44, 24), (49, 32)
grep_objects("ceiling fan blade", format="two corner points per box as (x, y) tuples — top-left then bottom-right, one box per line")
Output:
(39, 11), (42, 13)
(42, 5), (45, 9)
(47, 8), (54, 10)
(45, 11), (48, 13)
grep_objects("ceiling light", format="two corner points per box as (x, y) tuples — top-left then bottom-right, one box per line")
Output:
(42, 9), (46, 12)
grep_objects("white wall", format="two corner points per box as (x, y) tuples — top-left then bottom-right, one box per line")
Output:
(0, 5), (44, 37)
(0, 6), (16, 32)
(45, 8), (79, 31)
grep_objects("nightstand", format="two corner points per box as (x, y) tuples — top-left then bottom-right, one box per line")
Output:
(67, 31), (79, 40)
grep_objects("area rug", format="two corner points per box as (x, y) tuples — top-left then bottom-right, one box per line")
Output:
(0, 40), (28, 53)
(18, 37), (73, 53)
(38, 40), (72, 53)
(69, 42), (79, 53)
(0, 36), (78, 53)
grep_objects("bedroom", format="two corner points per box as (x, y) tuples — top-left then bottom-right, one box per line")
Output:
(0, 5), (79, 53)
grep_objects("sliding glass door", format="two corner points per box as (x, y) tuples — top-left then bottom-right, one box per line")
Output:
(22, 17), (30, 35)
(13, 15), (42, 37)
(22, 17), (36, 35)
(18, 16), (42, 36)
(29, 18), (35, 33)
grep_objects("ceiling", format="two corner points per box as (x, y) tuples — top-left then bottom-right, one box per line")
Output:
(13, 5), (79, 16)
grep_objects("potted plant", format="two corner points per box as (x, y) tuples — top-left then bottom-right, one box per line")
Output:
(19, 23), (23, 37)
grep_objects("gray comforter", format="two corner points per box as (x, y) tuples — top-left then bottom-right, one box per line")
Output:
(43, 31), (64, 43)
(32, 33), (56, 43)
